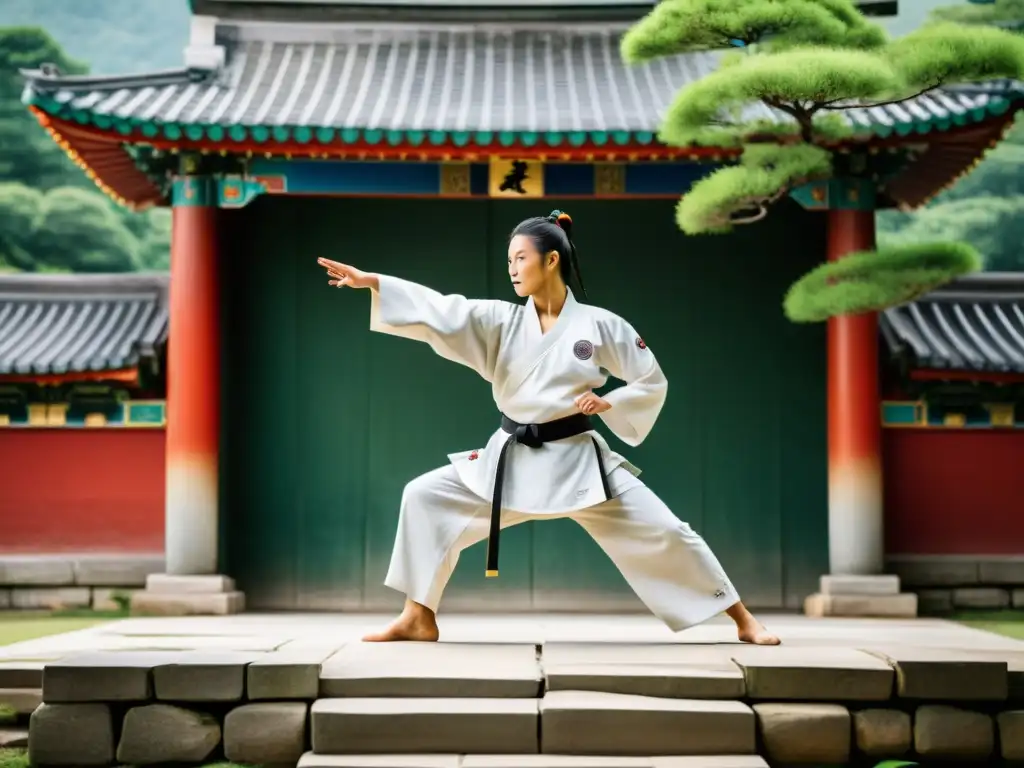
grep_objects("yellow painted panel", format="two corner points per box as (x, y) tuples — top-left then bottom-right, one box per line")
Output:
(488, 158), (544, 198)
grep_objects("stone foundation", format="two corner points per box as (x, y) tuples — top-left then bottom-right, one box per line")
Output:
(887, 555), (1024, 614)
(0, 554), (162, 612)
(7, 638), (1024, 767)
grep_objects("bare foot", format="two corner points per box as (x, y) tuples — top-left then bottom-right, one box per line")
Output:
(362, 601), (440, 642)
(737, 618), (781, 645)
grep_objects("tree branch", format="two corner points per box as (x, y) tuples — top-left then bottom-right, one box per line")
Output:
(819, 81), (944, 111)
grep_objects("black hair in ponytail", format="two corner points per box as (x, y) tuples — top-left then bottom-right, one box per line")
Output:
(509, 210), (587, 298)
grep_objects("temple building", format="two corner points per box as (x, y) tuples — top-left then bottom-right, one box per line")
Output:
(8, 0), (1023, 616)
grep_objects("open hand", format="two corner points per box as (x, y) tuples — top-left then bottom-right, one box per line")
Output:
(575, 391), (611, 416)
(317, 258), (377, 290)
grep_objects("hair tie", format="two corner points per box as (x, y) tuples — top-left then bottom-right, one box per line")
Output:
(548, 210), (573, 231)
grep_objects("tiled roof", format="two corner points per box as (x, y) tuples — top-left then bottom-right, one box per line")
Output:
(881, 273), (1024, 374)
(0, 273), (169, 377)
(21, 23), (1013, 140)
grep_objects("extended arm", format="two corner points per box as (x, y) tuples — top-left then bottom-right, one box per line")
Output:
(595, 314), (668, 447)
(369, 274), (511, 382)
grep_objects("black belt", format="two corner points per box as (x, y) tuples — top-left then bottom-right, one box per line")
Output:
(486, 412), (612, 577)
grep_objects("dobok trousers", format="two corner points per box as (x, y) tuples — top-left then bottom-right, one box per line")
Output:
(383, 464), (741, 632)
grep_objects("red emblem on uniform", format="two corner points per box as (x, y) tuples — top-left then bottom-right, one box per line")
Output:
(636, 337), (647, 350)
(468, 450), (480, 461)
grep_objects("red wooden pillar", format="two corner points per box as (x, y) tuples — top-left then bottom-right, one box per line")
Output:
(827, 209), (883, 575)
(165, 176), (220, 575)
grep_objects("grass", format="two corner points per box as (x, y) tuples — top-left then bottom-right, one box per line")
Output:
(0, 609), (129, 647)
(951, 609), (1024, 640)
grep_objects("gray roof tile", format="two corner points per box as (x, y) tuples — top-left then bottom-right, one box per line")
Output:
(0, 273), (168, 377)
(881, 273), (1024, 374)
(23, 24), (1008, 135)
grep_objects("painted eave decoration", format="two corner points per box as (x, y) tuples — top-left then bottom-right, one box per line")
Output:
(881, 272), (1024, 379)
(0, 273), (169, 385)
(19, 21), (1023, 206)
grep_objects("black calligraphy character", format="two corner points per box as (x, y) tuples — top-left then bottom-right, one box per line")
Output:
(499, 161), (529, 194)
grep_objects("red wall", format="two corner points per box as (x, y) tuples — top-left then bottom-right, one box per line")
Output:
(884, 429), (1024, 556)
(0, 430), (164, 554)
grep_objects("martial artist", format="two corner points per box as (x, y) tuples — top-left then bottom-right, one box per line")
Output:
(316, 211), (780, 646)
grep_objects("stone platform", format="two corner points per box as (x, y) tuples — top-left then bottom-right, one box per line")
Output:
(2, 613), (1024, 766)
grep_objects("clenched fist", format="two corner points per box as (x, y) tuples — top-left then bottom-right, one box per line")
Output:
(575, 391), (611, 416)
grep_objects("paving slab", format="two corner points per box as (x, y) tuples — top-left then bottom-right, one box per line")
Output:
(152, 651), (263, 701)
(651, 760), (768, 768)
(299, 755), (461, 768)
(42, 651), (174, 702)
(863, 646), (1009, 700)
(462, 757), (652, 768)
(311, 698), (539, 754)
(730, 646), (894, 701)
(540, 691), (755, 756)
(250, 647), (339, 699)
(320, 642), (542, 698)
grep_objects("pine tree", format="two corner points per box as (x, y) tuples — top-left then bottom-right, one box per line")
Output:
(621, 0), (1024, 319)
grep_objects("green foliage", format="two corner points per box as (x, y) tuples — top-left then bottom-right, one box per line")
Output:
(621, 0), (887, 62)
(930, 0), (1024, 26)
(783, 241), (983, 322)
(884, 21), (1024, 90)
(678, 144), (832, 233)
(0, 704), (15, 725)
(0, 748), (29, 768)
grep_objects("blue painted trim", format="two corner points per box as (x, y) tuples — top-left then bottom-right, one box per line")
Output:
(171, 176), (217, 207)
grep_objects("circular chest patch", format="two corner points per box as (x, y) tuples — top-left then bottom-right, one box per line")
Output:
(573, 340), (594, 361)
(636, 337), (647, 350)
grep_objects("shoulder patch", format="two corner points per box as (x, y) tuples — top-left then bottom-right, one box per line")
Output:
(573, 339), (594, 361)
(636, 337), (647, 350)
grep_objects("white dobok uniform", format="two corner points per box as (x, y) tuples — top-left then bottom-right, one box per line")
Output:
(369, 274), (739, 631)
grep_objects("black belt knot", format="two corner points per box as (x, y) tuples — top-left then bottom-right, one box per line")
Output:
(485, 412), (612, 577)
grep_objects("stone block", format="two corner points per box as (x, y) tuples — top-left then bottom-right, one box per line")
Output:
(116, 703), (221, 765)
(153, 652), (260, 701)
(915, 589), (952, 614)
(1015, 589), (1024, 609)
(28, 702), (114, 766)
(979, 558), (1024, 585)
(953, 587), (1011, 609)
(10, 587), (91, 610)
(132, 589), (245, 615)
(298, 756), (461, 768)
(146, 573), (236, 592)
(731, 647), (893, 701)
(914, 704), (994, 759)
(320, 642), (542, 698)
(311, 698), (538, 754)
(651, 760), (769, 768)
(43, 651), (170, 702)
(72, 555), (163, 586)
(888, 556), (979, 587)
(804, 592), (917, 618)
(91, 586), (138, 611)
(853, 708), (912, 757)
(249, 648), (336, 699)
(753, 703), (851, 765)
(0, 727), (28, 748)
(224, 701), (308, 764)
(541, 644), (744, 699)
(0, 556), (74, 586)
(0, 688), (41, 714)
(999, 710), (1024, 761)
(865, 647), (1008, 700)
(543, 663), (744, 700)
(0, 588), (9, 609)
(463, 758), (653, 768)
(820, 574), (900, 595)
(541, 691), (755, 756)
(0, 661), (44, 688)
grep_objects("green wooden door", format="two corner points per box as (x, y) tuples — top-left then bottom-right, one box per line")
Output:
(220, 195), (827, 612)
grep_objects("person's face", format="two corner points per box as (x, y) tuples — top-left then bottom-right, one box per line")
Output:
(508, 234), (558, 298)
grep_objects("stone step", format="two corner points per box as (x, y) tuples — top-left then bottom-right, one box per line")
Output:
(311, 698), (539, 755)
(541, 691), (755, 756)
(319, 642), (542, 698)
(297, 755), (769, 768)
